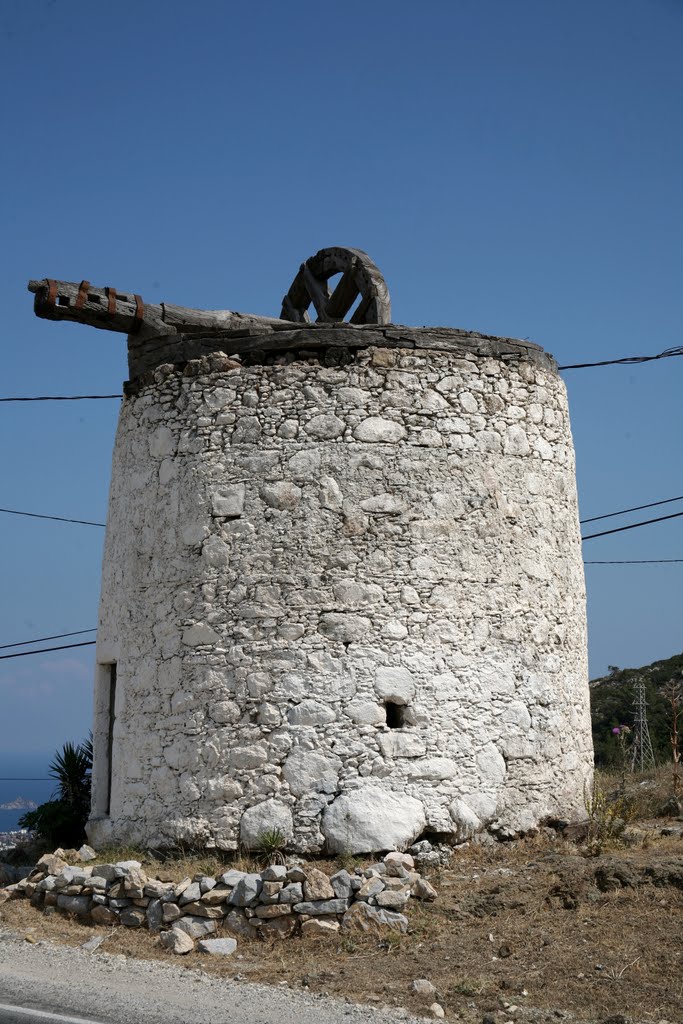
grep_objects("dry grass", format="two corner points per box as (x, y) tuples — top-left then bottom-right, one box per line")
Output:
(594, 763), (679, 820)
(3, 823), (683, 1023)
(3, 772), (682, 1021)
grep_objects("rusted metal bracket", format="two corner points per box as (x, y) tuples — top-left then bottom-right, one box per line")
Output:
(131, 294), (145, 333)
(75, 280), (90, 311)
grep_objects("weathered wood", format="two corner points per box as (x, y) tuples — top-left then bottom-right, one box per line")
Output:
(28, 279), (292, 338)
(28, 248), (392, 346)
(326, 264), (360, 320)
(301, 264), (332, 320)
(280, 247), (391, 325)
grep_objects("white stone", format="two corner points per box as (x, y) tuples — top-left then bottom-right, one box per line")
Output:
(149, 425), (175, 457)
(354, 417), (405, 443)
(210, 483), (245, 517)
(344, 701), (385, 726)
(406, 758), (458, 780)
(283, 750), (340, 797)
(411, 979), (437, 997)
(449, 798), (483, 840)
(181, 623), (220, 646)
(333, 581), (383, 607)
(322, 786), (426, 854)
(197, 937), (238, 955)
(374, 667), (415, 705)
(260, 481), (302, 510)
(378, 733), (427, 758)
(305, 414), (345, 439)
(287, 700), (336, 726)
(172, 916), (217, 939)
(229, 745), (268, 769)
(360, 493), (404, 514)
(202, 536), (231, 567)
(301, 918), (340, 937)
(239, 799), (294, 849)
(504, 425), (530, 455)
(318, 613), (371, 642)
(320, 476), (343, 510)
(160, 928), (194, 954)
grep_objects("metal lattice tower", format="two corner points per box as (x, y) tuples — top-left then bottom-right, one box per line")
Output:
(631, 680), (657, 772)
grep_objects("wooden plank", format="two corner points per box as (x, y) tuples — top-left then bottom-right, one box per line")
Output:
(302, 264), (332, 321)
(325, 264), (359, 320)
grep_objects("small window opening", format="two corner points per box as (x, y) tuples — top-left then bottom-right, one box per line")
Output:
(88, 293), (101, 304)
(57, 295), (71, 307)
(385, 701), (405, 729)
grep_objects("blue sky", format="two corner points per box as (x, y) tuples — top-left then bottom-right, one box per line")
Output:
(1, 0), (681, 756)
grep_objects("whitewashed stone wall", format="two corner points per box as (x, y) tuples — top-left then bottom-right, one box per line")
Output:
(88, 327), (593, 853)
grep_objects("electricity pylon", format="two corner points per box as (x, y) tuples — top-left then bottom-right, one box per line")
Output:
(631, 680), (657, 772)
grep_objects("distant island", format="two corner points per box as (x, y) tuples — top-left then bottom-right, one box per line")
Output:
(0, 796), (38, 811)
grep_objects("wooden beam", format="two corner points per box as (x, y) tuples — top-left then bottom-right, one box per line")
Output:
(28, 279), (291, 338)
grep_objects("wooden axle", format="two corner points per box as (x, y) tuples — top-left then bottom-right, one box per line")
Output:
(28, 279), (291, 338)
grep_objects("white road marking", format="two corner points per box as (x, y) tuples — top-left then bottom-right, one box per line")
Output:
(0, 1004), (104, 1024)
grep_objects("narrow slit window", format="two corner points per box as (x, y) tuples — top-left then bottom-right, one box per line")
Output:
(106, 663), (117, 815)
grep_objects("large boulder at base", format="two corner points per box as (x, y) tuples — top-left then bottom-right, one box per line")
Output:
(322, 786), (426, 854)
(239, 799), (294, 850)
(448, 797), (484, 841)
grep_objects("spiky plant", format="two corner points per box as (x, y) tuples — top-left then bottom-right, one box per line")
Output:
(19, 735), (92, 847)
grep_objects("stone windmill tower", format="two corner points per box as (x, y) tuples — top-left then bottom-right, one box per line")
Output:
(29, 248), (593, 853)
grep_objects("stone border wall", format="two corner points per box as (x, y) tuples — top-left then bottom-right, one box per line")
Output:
(2, 847), (438, 955)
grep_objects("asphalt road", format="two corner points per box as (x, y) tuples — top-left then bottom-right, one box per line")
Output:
(0, 931), (424, 1024)
(0, 1006), (105, 1024)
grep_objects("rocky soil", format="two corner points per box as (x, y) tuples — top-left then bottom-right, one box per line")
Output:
(1, 827), (682, 1024)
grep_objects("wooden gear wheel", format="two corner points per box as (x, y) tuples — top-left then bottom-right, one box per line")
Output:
(281, 247), (391, 325)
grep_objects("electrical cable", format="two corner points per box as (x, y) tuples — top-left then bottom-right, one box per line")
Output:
(0, 343), (679, 400)
(0, 394), (122, 402)
(0, 641), (97, 660)
(559, 345), (683, 370)
(0, 508), (105, 528)
(0, 629), (97, 652)
(584, 559), (683, 564)
(580, 493), (683, 524)
(581, 508), (683, 541)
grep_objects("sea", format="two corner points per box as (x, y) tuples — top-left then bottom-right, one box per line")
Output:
(0, 752), (54, 839)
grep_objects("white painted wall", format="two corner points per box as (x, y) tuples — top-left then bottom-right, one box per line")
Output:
(88, 336), (592, 852)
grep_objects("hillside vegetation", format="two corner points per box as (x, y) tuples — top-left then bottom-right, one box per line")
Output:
(590, 650), (683, 765)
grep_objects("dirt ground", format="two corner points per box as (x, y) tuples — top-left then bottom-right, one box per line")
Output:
(2, 823), (682, 1024)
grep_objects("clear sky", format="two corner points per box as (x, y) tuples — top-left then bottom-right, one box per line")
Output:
(0, 0), (681, 756)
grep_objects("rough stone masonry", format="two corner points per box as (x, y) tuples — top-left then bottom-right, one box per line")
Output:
(87, 322), (593, 853)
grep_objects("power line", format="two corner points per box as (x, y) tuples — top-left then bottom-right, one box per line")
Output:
(0, 629), (97, 652)
(580, 493), (683, 525)
(0, 394), (122, 402)
(0, 640), (97, 661)
(0, 343), (679, 398)
(584, 559), (683, 564)
(559, 344), (683, 370)
(582, 508), (683, 541)
(0, 508), (105, 528)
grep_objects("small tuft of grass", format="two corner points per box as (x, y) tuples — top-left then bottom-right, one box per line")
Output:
(448, 977), (490, 997)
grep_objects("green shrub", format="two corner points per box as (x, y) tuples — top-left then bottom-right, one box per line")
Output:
(19, 738), (92, 848)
